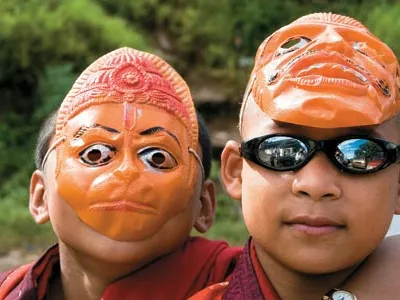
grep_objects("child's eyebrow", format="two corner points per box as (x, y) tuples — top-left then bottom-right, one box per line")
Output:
(73, 124), (120, 139)
(347, 126), (383, 138)
(272, 121), (384, 138)
(140, 126), (181, 147)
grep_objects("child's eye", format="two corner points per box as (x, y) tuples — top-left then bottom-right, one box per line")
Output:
(277, 37), (311, 57)
(138, 148), (177, 170)
(79, 144), (117, 166)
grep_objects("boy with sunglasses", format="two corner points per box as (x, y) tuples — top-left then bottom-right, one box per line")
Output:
(191, 12), (400, 299)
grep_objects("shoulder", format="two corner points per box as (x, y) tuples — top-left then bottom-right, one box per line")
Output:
(188, 281), (229, 300)
(364, 234), (400, 268)
(0, 263), (34, 298)
(186, 236), (243, 283)
(341, 234), (400, 297)
(186, 236), (242, 257)
(186, 236), (242, 268)
(0, 244), (59, 299)
(0, 268), (15, 285)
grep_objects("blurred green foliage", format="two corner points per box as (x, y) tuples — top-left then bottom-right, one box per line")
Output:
(0, 0), (399, 251)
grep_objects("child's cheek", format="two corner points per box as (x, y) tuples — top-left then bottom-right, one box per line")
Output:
(56, 156), (95, 211)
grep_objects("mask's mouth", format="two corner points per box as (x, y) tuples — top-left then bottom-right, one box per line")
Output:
(295, 63), (367, 84)
(89, 200), (158, 214)
(266, 50), (391, 97)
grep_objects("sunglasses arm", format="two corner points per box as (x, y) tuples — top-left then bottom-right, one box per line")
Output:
(396, 146), (400, 163)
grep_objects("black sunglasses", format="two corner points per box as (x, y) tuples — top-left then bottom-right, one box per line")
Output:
(240, 134), (400, 174)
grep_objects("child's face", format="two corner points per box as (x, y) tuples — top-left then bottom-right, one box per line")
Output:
(222, 98), (400, 274)
(39, 102), (204, 263)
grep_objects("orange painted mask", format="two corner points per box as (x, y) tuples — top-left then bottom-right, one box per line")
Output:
(241, 13), (400, 128)
(43, 48), (203, 241)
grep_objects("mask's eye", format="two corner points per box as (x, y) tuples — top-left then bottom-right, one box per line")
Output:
(353, 41), (387, 69)
(138, 148), (177, 170)
(277, 37), (311, 57)
(79, 144), (117, 166)
(352, 42), (370, 57)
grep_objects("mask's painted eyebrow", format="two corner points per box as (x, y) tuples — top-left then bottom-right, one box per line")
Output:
(140, 126), (181, 147)
(73, 123), (120, 139)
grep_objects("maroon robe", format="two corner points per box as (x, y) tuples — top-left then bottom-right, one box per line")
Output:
(189, 239), (280, 300)
(0, 237), (241, 300)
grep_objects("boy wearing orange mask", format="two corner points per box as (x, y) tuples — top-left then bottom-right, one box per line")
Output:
(0, 48), (240, 299)
(191, 12), (400, 300)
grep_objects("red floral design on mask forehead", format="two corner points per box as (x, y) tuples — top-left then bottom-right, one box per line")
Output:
(56, 47), (198, 148)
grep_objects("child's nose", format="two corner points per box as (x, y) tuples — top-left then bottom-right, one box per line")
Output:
(291, 152), (342, 201)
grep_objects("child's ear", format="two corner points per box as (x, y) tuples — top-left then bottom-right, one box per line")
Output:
(220, 140), (242, 200)
(194, 179), (216, 233)
(29, 170), (50, 224)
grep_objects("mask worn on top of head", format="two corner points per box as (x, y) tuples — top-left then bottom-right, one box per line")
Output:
(241, 12), (400, 129)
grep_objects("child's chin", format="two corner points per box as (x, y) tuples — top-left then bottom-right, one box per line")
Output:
(67, 237), (170, 266)
(287, 258), (357, 275)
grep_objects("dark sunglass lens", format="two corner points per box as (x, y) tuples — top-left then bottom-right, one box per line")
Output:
(257, 136), (308, 170)
(336, 139), (386, 172)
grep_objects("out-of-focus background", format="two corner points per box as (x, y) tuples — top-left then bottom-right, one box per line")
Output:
(1, 0), (400, 269)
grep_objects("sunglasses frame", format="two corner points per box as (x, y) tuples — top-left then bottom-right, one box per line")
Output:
(240, 134), (400, 174)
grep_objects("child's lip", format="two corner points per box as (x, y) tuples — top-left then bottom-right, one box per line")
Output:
(284, 215), (346, 236)
(284, 215), (344, 227)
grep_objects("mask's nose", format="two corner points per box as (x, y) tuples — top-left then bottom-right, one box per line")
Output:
(310, 26), (355, 56)
(114, 151), (139, 181)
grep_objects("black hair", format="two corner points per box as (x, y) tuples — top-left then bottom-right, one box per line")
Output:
(196, 111), (212, 179)
(34, 110), (57, 170)
(35, 110), (213, 179)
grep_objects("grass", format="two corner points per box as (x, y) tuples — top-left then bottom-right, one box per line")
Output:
(0, 186), (56, 255)
(194, 191), (248, 246)
(202, 192), (248, 246)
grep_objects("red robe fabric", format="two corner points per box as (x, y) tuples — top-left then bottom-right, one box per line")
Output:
(0, 237), (241, 300)
(189, 239), (280, 300)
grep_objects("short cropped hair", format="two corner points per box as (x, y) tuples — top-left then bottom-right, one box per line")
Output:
(34, 111), (57, 170)
(35, 110), (213, 179)
(197, 112), (212, 179)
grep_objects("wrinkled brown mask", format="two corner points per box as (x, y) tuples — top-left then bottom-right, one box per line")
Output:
(241, 13), (400, 129)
